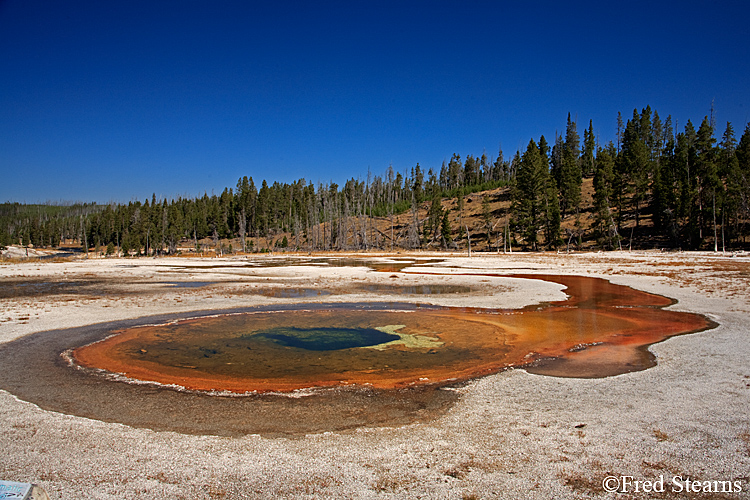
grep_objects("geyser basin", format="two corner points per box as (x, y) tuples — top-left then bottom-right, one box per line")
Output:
(0, 274), (716, 436)
(71, 275), (714, 394)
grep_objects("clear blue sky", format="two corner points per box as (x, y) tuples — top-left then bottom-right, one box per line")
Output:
(1, 0), (748, 204)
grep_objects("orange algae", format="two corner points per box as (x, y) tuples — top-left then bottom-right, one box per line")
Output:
(73, 275), (713, 393)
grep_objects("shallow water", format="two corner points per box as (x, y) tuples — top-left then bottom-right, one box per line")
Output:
(356, 283), (472, 295)
(157, 256), (442, 272)
(257, 287), (332, 298)
(0, 279), (104, 298)
(0, 303), (459, 436)
(163, 281), (215, 288)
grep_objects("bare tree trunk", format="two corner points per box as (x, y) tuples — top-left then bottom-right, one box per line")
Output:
(629, 224), (634, 252)
(240, 207), (247, 253)
(506, 216), (512, 253)
(713, 191), (718, 252)
(161, 208), (168, 254)
(81, 216), (88, 258)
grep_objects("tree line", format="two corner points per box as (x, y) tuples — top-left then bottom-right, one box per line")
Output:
(2, 106), (750, 254)
(511, 107), (750, 251)
(0, 158), (508, 254)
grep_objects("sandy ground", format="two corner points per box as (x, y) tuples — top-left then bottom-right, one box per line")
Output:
(0, 250), (749, 499)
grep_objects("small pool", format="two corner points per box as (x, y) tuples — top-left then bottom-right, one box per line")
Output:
(258, 288), (333, 298)
(357, 284), (472, 295)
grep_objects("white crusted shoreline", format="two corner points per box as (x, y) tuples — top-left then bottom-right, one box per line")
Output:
(1, 251), (749, 499)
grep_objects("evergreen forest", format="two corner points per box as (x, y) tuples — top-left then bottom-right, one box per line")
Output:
(3, 106), (750, 255)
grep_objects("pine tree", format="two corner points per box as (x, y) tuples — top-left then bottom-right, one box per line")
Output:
(463, 155), (479, 187)
(593, 143), (620, 249)
(447, 154), (462, 190)
(538, 135), (550, 166)
(512, 139), (554, 250)
(558, 113), (582, 216)
(493, 146), (506, 182)
(425, 194), (444, 246)
(675, 120), (698, 247)
(412, 163), (424, 203)
(735, 124), (750, 243)
(652, 115), (679, 241)
(581, 120), (596, 177)
(539, 135), (560, 248)
(695, 116), (718, 248)
(718, 122), (739, 246)
(544, 183), (561, 249)
(440, 209), (452, 248)
(616, 109), (651, 244)
(651, 111), (664, 163)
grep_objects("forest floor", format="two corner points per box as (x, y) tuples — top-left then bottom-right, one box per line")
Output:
(0, 251), (749, 499)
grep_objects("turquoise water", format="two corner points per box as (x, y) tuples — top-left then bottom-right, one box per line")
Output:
(247, 326), (400, 351)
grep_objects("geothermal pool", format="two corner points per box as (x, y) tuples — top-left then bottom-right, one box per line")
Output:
(72, 275), (712, 392)
(0, 272), (715, 436)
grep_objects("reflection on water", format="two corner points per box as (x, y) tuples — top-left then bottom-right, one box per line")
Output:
(73, 275), (714, 393)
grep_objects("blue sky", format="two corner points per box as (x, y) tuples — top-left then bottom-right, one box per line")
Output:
(1, 0), (748, 203)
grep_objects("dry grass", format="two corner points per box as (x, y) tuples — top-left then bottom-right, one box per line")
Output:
(654, 429), (670, 442)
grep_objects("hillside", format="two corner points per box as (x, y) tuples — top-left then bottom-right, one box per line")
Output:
(204, 177), (669, 255)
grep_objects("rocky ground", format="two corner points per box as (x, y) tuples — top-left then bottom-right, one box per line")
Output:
(0, 250), (749, 499)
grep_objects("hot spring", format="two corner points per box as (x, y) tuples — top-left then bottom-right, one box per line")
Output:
(71, 275), (714, 393)
(0, 273), (715, 436)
